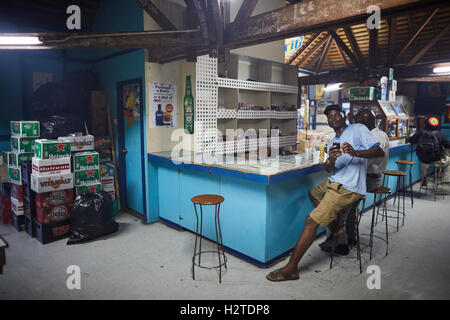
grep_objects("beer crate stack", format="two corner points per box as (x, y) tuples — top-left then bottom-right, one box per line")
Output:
(8, 121), (40, 232)
(31, 139), (74, 244)
(73, 151), (101, 195)
(100, 161), (115, 200)
(0, 153), (11, 225)
(21, 160), (35, 237)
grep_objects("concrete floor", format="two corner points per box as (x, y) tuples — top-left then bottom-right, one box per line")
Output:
(1, 183), (449, 300)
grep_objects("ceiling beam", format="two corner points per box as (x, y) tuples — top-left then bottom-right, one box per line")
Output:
(298, 33), (329, 68)
(329, 30), (365, 74)
(315, 35), (333, 74)
(234, 0), (259, 23)
(343, 26), (365, 69)
(333, 38), (350, 70)
(392, 7), (439, 64)
(287, 32), (321, 65)
(224, 0), (447, 49)
(185, 0), (209, 40)
(137, 0), (177, 30)
(0, 30), (205, 50)
(406, 23), (450, 66)
(205, 0), (222, 57)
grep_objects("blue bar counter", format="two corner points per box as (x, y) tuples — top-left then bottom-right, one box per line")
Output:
(147, 143), (420, 267)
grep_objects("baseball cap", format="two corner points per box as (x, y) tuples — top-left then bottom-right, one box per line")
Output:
(324, 104), (344, 116)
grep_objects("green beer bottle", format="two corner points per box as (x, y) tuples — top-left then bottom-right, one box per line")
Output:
(184, 75), (194, 134)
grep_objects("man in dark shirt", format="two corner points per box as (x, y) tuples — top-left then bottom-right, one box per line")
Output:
(408, 116), (450, 186)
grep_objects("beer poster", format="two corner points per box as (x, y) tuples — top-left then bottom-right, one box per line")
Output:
(149, 83), (177, 128)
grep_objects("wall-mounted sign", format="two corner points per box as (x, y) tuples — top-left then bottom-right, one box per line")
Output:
(285, 36), (304, 60)
(149, 83), (177, 128)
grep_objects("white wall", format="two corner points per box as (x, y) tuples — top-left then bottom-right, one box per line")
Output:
(230, 0), (285, 63)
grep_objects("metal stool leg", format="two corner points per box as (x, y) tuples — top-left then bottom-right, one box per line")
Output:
(216, 203), (227, 269)
(384, 193), (389, 256)
(214, 204), (222, 283)
(192, 204), (200, 280)
(369, 194), (376, 260)
(409, 166), (414, 208)
(396, 177), (400, 232)
(199, 205), (203, 266)
(402, 175), (406, 227)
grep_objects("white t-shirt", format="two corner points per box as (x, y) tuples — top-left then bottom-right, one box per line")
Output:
(367, 127), (390, 174)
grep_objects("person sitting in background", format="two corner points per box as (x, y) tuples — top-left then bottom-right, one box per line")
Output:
(319, 108), (390, 254)
(408, 116), (450, 187)
(266, 105), (384, 281)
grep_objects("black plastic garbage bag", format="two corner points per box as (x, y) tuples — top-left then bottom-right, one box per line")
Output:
(67, 191), (119, 245)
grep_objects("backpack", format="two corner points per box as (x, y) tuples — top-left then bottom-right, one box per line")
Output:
(417, 131), (442, 163)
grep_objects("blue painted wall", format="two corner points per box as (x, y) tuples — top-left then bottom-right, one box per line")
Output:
(0, 22), (65, 152)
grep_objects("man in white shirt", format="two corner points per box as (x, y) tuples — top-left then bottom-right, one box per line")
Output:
(355, 109), (390, 191)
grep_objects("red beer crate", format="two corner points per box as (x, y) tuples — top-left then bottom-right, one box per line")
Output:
(35, 218), (71, 244)
(36, 204), (72, 224)
(35, 189), (74, 209)
(1, 194), (11, 224)
(10, 183), (23, 202)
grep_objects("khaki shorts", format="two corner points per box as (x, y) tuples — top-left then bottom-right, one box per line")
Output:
(309, 179), (363, 227)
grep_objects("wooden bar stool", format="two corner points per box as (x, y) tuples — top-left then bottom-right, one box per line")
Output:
(360, 186), (392, 260)
(395, 160), (416, 208)
(191, 194), (227, 283)
(378, 170), (407, 232)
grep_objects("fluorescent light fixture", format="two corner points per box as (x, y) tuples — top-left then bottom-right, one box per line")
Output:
(324, 83), (342, 91)
(433, 66), (450, 73)
(0, 36), (42, 45)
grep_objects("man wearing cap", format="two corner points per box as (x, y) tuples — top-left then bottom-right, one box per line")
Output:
(408, 116), (450, 187)
(266, 104), (385, 281)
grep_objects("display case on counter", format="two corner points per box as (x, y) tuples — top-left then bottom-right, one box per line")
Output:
(348, 100), (409, 140)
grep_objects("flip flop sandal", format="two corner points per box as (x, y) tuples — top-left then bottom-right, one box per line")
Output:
(266, 268), (299, 282)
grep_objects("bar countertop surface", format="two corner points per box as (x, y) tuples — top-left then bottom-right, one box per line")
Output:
(148, 142), (412, 184)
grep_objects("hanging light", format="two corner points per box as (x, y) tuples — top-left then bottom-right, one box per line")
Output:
(0, 36), (42, 45)
(433, 66), (450, 73)
(324, 83), (342, 91)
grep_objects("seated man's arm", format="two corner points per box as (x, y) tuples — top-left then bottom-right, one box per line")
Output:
(342, 143), (384, 159)
(342, 124), (384, 159)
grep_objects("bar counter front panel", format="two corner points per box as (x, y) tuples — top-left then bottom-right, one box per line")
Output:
(147, 144), (421, 267)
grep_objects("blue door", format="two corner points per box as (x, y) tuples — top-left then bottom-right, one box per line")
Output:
(117, 78), (146, 216)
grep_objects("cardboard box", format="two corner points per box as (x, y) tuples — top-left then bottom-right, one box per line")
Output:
(349, 87), (381, 100)
(76, 183), (102, 195)
(389, 90), (396, 102)
(11, 196), (24, 215)
(10, 152), (33, 167)
(31, 172), (74, 193)
(10, 121), (40, 137)
(8, 167), (22, 185)
(91, 91), (107, 137)
(36, 205), (72, 224)
(0, 165), (8, 183)
(389, 79), (397, 92)
(58, 135), (95, 152)
(74, 168), (100, 186)
(11, 137), (36, 153)
(34, 140), (71, 160)
(73, 151), (99, 171)
(35, 190), (74, 209)
(32, 156), (71, 176)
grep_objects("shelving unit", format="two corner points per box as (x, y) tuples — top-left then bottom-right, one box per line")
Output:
(195, 54), (299, 155)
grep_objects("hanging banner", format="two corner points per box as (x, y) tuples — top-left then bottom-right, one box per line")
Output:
(149, 83), (177, 128)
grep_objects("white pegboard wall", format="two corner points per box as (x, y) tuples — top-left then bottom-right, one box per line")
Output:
(217, 77), (297, 94)
(195, 55), (218, 154)
(217, 108), (237, 119)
